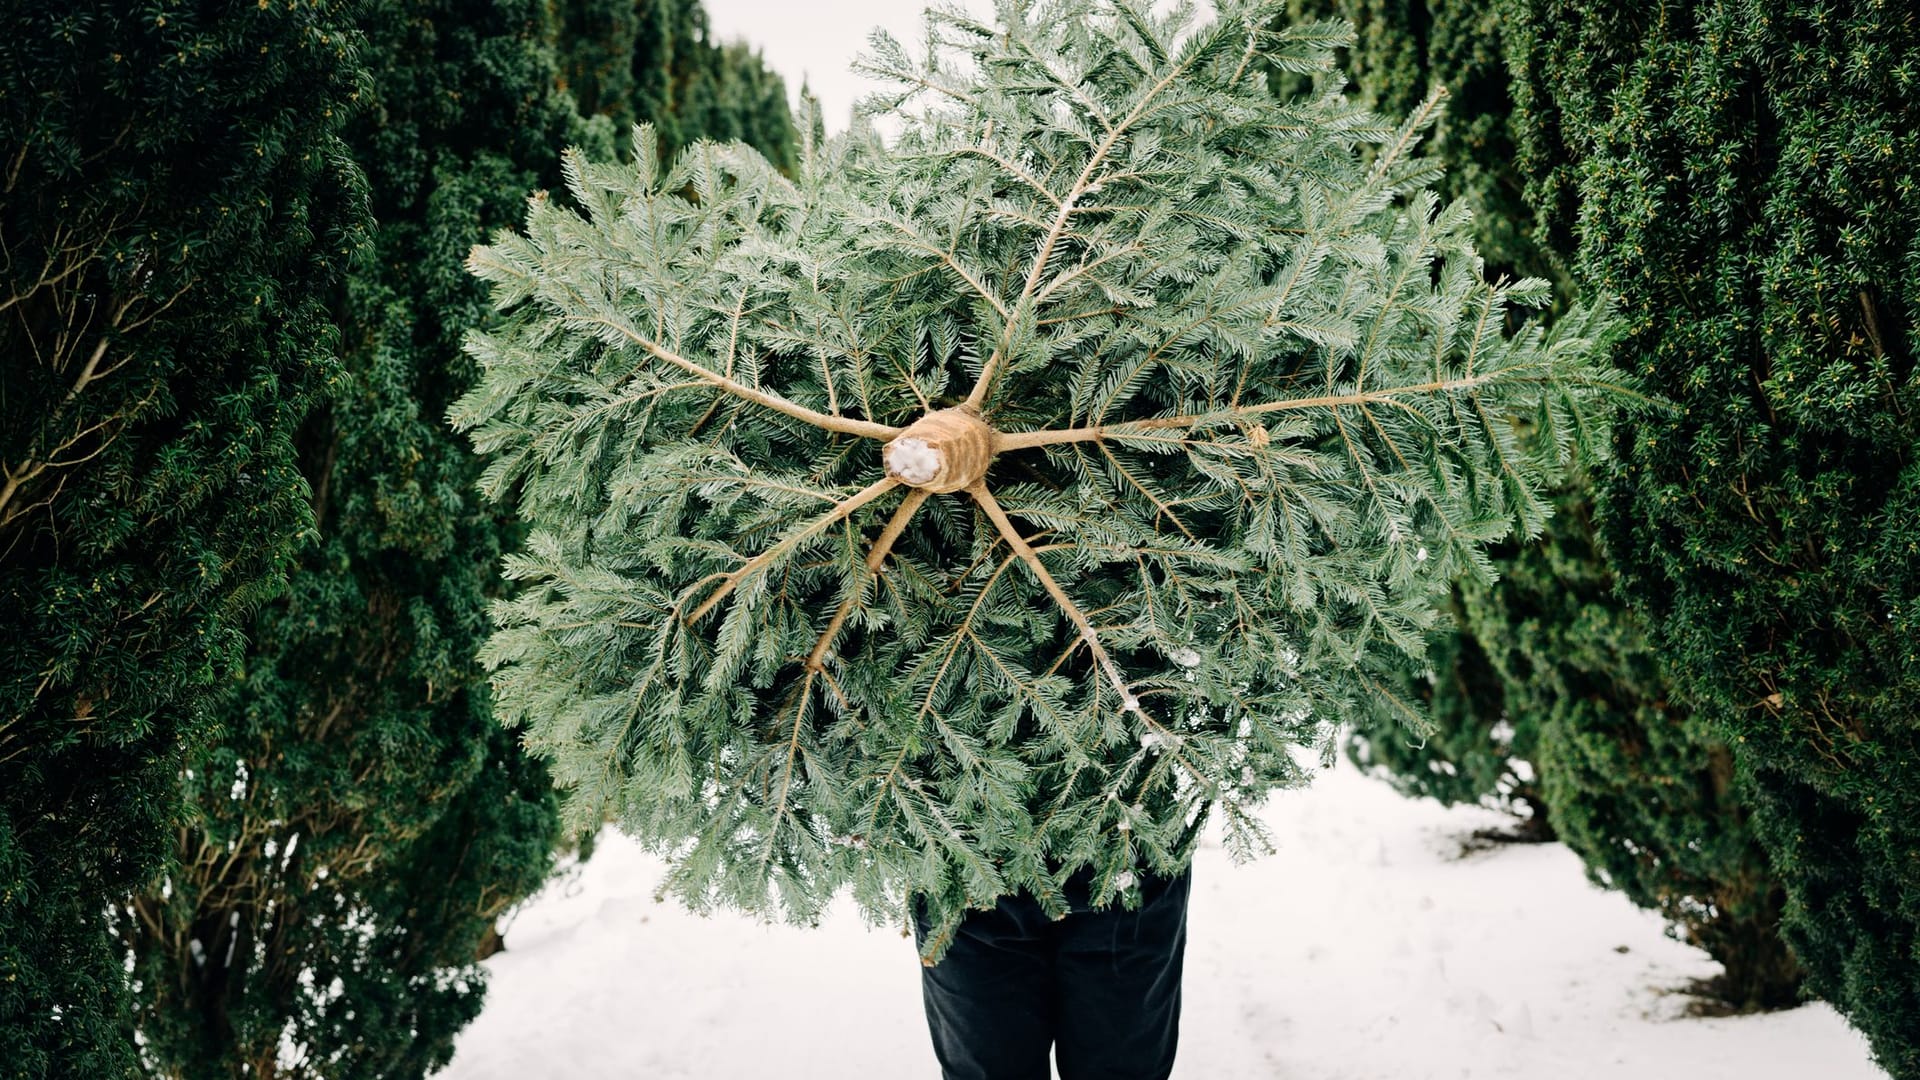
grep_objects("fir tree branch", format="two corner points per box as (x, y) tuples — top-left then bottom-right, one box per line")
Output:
(685, 476), (900, 624)
(1370, 87), (1449, 184)
(587, 315), (901, 440)
(806, 488), (931, 670)
(1097, 442), (1197, 539)
(997, 370), (1518, 450)
(965, 22), (1224, 411)
(968, 481), (1133, 704)
(870, 219), (1013, 322)
(953, 146), (1067, 211)
(864, 547), (1024, 842)
(761, 667), (818, 867)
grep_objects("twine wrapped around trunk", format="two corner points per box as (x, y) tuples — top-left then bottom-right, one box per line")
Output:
(883, 406), (995, 494)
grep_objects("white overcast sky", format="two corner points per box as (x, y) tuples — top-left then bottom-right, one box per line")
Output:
(701, 1), (993, 133)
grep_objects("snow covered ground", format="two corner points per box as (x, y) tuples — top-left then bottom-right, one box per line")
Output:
(441, 758), (1886, 1080)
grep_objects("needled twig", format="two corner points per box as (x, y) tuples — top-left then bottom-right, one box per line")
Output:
(687, 476), (899, 624)
(807, 487), (932, 670)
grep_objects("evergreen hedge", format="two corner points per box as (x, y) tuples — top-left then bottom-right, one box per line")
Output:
(1486, 490), (1799, 1007)
(115, 2), (796, 1075)
(1353, 487), (1799, 1008)
(1510, 0), (1920, 1067)
(1296, 0), (1801, 1008)
(115, 2), (578, 1074)
(0, 1), (368, 1074)
(559, 0), (797, 172)
(1346, 580), (1554, 834)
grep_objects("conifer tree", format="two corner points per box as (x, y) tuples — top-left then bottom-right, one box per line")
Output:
(631, 0), (696, 143)
(454, 0), (1628, 954)
(559, 0), (797, 171)
(112, 4), (569, 1075)
(1277, 0), (1551, 285)
(1356, 493), (1803, 1007)
(1476, 488), (1799, 1006)
(694, 41), (802, 174)
(1344, 584), (1552, 834)
(1354, 485), (1799, 1016)
(1510, 0), (1920, 1067)
(1314, 0), (1800, 1008)
(0, 1), (367, 1074)
(557, 0), (643, 128)
(117, 2), (797, 1074)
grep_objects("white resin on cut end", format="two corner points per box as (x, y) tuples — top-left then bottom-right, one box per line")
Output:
(885, 437), (942, 485)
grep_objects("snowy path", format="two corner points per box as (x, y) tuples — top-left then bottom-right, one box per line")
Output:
(441, 759), (1884, 1080)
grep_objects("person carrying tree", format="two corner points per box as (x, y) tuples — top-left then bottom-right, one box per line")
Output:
(451, 2), (1629, 1077)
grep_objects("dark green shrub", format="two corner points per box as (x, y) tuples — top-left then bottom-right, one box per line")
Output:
(1307, 0), (1802, 1010)
(115, 2), (796, 1074)
(0, 1), (368, 1074)
(560, 0), (796, 171)
(1511, 0), (1920, 1068)
(1358, 472), (1801, 1010)
(114, 3), (573, 1075)
(1495, 491), (1799, 1008)
(1278, 0), (1555, 284)
(1346, 585), (1554, 835)
(556, 0), (643, 127)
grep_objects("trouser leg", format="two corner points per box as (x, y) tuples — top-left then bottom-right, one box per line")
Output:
(1051, 869), (1190, 1080)
(913, 894), (1056, 1080)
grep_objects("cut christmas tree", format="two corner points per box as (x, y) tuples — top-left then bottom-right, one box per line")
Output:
(452, 0), (1632, 956)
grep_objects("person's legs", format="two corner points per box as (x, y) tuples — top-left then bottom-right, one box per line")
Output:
(1050, 869), (1191, 1080)
(913, 894), (1057, 1080)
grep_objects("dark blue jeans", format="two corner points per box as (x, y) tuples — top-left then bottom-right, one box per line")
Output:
(911, 868), (1191, 1080)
